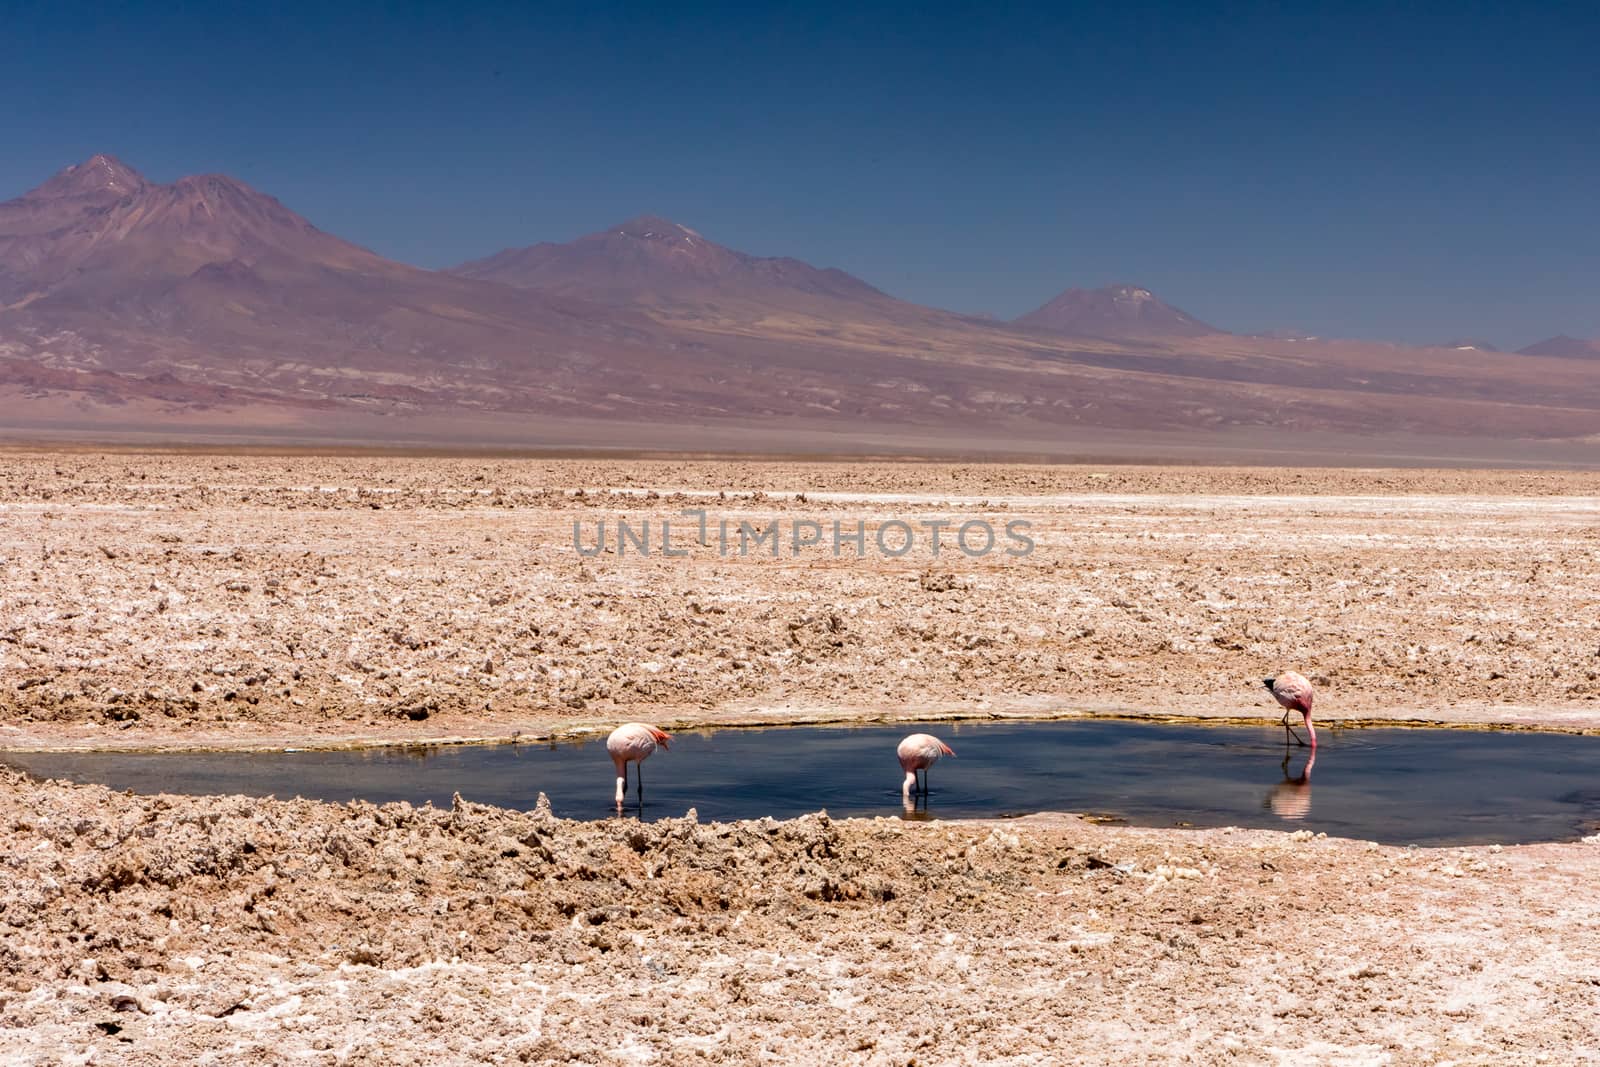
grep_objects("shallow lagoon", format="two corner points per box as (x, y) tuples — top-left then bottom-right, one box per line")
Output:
(8, 720), (1598, 846)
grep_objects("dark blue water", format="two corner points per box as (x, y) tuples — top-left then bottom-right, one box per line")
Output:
(6, 721), (1599, 845)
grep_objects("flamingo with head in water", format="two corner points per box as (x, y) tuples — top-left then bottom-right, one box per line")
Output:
(1264, 673), (1317, 748)
(897, 733), (955, 800)
(607, 722), (671, 808)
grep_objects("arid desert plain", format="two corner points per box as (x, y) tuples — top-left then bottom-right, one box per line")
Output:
(3, 451), (1600, 1064)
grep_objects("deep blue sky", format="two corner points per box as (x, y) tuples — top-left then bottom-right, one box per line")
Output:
(3, 1), (1596, 346)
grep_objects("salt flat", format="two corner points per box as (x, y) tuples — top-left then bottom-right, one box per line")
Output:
(2, 452), (1599, 1063)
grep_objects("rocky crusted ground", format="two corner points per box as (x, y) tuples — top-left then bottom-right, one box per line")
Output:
(1, 453), (1599, 750)
(4, 454), (1600, 1063)
(2, 766), (1598, 1065)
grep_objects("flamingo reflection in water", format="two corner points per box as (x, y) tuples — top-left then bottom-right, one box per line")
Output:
(1266, 747), (1316, 820)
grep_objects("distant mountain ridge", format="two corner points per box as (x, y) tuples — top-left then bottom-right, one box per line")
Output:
(4, 154), (1600, 454)
(1014, 284), (1222, 338)
(453, 214), (889, 306)
(1517, 335), (1600, 359)
(0, 155), (148, 238)
(0, 154), (668, 414)
(0, 154), (391, 308)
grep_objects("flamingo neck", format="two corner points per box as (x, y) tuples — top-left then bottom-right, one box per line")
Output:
(902, 770), (917, 797)
(1304, 715), (1318, 748)
(615, 774), (626, 803)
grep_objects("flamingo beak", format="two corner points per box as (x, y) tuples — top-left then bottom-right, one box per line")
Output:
(1263, 678), (1275, 689)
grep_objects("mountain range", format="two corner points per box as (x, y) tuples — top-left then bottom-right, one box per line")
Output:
(454, 215), (892, 307)
(1015, 284), (1221, 338)
(1515, 335), (1600, 360)
(2, 155), (1598, 461)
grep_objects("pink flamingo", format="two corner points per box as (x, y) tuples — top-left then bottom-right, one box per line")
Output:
(606, 722), (671, 807)
(897, 733), (955, 800)
(1264, 673), (1317, 748)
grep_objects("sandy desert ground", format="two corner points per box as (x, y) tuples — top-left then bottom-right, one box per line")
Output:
(3, 451), (1600, 1064)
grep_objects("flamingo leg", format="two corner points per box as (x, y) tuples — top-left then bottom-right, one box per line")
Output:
(1279, 708), (1307, 746)
(636, 762), (644, 804)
